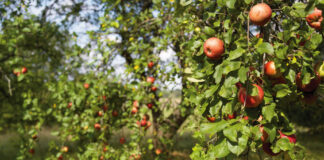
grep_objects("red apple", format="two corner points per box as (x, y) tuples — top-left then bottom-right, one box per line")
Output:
(203, 37), (225, 59)
(207, 116), (216, 122)
(148, 61), (154, 69)
(262, 143), (280, 156)
(21, 67), (28, 74)
(151, 86), (157, 92)
(145, 121), (152, 130)
(97, 111), (103, 117)
(243, 116), (249, 120)
(13, 69), (21, 76)
(100, 156), (104, 160)
(264, 61), (281, 78)
(102, 95), (106, 101)
(112, 110), (118, 117)
(225, 113), (236, 120)
(94, 123), (101, 130)
(133, 100), (139, 108)
(306, 8), (323, 30)
(278, 131), (297, 144)
(155, 149), (162, 155)
(130, 154), (141, 160)
(29, 148), (35, 154)
(143, 114), (150, 121)
(238, 84), (264, 108)
(256, 33), (264, 38)
(147, 103), (153, 109)
(119, 137), (126, 144)
(103, 146), (108, 152)
(103, 105), (108, 112)
(58, 155), (63, 160)
(296, 72), (321, 93)
(131, 107), (138, 114)
(83, 83), (90, 89)
(140, 120), (147, 127)
(249, 3), (272, 26)
(147, 77), (155, 84)
(260, 125), (269, 143)
(67, 102), (72, 109)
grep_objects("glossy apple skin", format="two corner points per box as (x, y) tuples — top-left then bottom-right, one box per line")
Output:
(145, 121), (152, 130)
(83, 83), (90, 89)
(131, 107), (138, 114)
(151, 86), (157, 92)
(224, 113), (236, 120)
(264, 61), (280, 78)
(21, 67), (28, 74)
(140, 120), (147, 127)
(97, 111), (103, 117)
(278, 131), (297, 144)
(155, 149), (162, 155)
(296, 72), (321, 93)
(238, 84), (264, 108)
(147, 103), (153, 109)
(94, 123), (101, 130)
(133, 100), (139, 108)
(260, 125), (269, 143)
(119, 137), (126, 144)
(207, 116), (216, 122)
(306, 8), (323, 30)
(203, 37), (225, 59)
(67, 102), (72, 109)
(262, 143), (281, 156)
(148, 61), (154, 69)
(147, 77), (155, 84)
(249, 3), (272, 26)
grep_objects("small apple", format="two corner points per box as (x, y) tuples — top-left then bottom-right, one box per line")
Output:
(29, 148), (35, 155)
(102, 105), (108, 112)
(102, 95), (106, 101)
(262, 143), (281, 156)
(296, 72), (321, 93)
(61, 146), (69, 153)
(94, 123), (101, 130)
(278, 131), (297, 144)
(194, 27), (200, 33)
(112, 110), (118, 117)
(243, 116), (249, 120)
(83, 83), (90, 89)
(207, 116), (216, 122)
(238, 84), (264, 108)
(255, 33), (264, 38)
(119, 137), (126, 144)
(32, 134), (38, 140)
(145, 121), (152, 130)
(151, 86), (157, 92)
(155, 148), (162, 155)
(130, 154), (141, 160)
(140, 120), (147, 127)
(249, 3), (272, 26)
(67, 102), (72, 109)
(316, 61), (324, 77)
(225, 113), (236, 120)
(131, 107), (138, 114)
(264, 61), (281, 78)
(147, 77), (155, 84)
(203, 37), (225, 60)
(133, 100), (139, 108)
(100, 155), (104, 160)
(13, 69), (21, 76)
(58, 155), (63, 160)
(306, 8), (323, 30)
(260, 125), (269, 143)
(148, 61), (154, 69)
(21, 67), (28, 74)
(147, 103), (153, 109)
(97, 111), (103, 117)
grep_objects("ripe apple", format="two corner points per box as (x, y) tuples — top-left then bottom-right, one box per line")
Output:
(147, 77), (155, 84)
(260, 125), (269, 143)
(238, 84), (264, 108)
(255, 33), (264, 38)
(102, 105), (108, 112)
(143, 114), (150, 121)
(148, 61), (154, 69)
(58, 155), (63, 160)
(151, 86), (157, 92)
(264, 61), (281, 78)
(100, 155), (104, 160)
(140, 120), (147, 127)
(296, 72), (321, 93)
(97, 111), (103, 117)
(278, 131), (297, 144)
(207, 116), (216, 122)
(145, 121), (152, 130)
(94, 123), (101, 130)
(155, 148), (162, 155)
(131, 107), (138, 114)
(102, 95), (106, 101)
(119, 137), (126, 144)
(83, 83), (90, 89)
(29, 148), (35, 154)
(61, 146), (69, 153)
(306, 8), (323, 30)
(112, 110), (118, 117)
(249, 3), (272, 26)
(262, 143), (280, 156)
(133, 100), (139, 108)
(21, 67), (28, 74)
(243, 116), (249, 120)
(301, 92), (318, 105)
(203, 37), (225, 59)
(147, 103), (153, 109)
(13, 69), (21, 76)
(130, 154), (141, 160)
(67, 102), (72, 109)
(225, 113), (236, 120)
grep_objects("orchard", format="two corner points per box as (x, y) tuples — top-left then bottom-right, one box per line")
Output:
(1, 0), (324, 160)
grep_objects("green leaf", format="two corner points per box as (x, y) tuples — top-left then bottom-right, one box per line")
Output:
(187, 77), (205, 82)
(223, 126), (238, 142)
(238, 67), (248, 83)
(273, 138), (294, 153)
(201, 121), (230, 136)
(203, 26), (216, 36)
(276, 46), (288, 59)
(286, 69), (296, 83)
(22, 27), (31, 32)
(180, 0), (192, 6)
(244, 0), (252, 4)
(226, 0), (236, 9)
(213, 65), (223, 84)
(273, 84), (291, 98)
(256, 42), (274, 55)
(228, 48), (244, 60)
(223, 61), (241, 75)
(205, 85), (219, 98)
(208, 138), (230, 158)
(262, 103), (276, 122)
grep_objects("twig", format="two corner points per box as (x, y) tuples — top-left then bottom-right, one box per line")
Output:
(4, 75), (12, 96)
